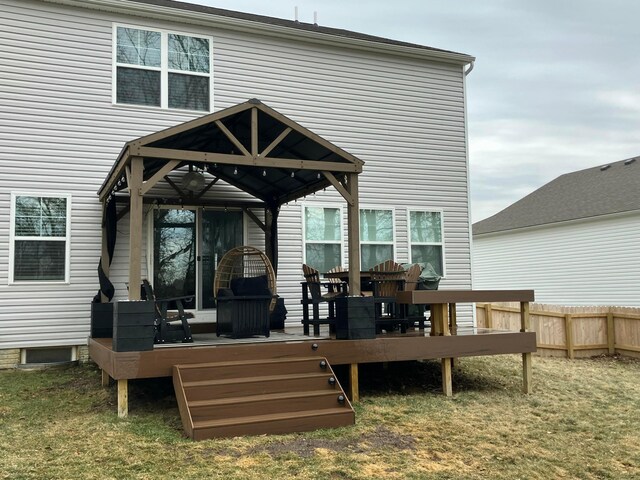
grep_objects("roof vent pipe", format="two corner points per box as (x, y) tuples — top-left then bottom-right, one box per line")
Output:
(624, 157), (636, 165)
(294, 6), (299, 22)
(314, 11), (318, 26)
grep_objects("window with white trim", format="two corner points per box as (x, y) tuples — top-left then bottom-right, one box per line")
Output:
(408, 210), (444, 276)
(114, 25), (212, 111)
(10, 194), (71, 282)
(360, 208), (394, 270)
(303, 206), (342, 272)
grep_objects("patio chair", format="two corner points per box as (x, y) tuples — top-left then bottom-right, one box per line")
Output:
(301, 264), (347, 336)
(213, 246), (276, 338)
(141, 279), (193, 344)
(404, 263), (427, 330)
(369, 260), (411, 333)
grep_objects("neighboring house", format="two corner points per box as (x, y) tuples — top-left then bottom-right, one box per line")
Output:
(473, 157), (640, 306)
(0, 0), (475, 366)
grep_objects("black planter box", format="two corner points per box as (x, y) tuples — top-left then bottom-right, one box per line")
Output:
(113, 301), (155, 352)
(335, 296), (375, 340)
(91, 302), (114, 338)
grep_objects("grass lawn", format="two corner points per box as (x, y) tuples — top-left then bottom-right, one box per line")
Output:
(0, 354), (638, 479)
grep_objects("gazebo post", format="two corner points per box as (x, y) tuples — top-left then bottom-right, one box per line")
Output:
(346, 173), (361, 296)
(127, 156), (144, 302)
(100, 200), (110, 303)
(346, 172), (361, 402)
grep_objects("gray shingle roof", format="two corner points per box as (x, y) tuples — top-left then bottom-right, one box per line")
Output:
(128, 0), (472, 61)
(473, 157), (640, 235)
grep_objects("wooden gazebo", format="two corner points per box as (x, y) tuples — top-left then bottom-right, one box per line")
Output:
(97, 99), (365, 301)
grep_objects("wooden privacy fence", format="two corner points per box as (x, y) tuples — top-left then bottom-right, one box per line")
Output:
(476, 303), (640, 359)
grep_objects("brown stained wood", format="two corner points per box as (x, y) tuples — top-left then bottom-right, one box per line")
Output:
(254, 102), (363, 167)
(177, 357), (328, 382)
(251, 107), (258, 157)
(89, 332), (537, 381)
(192, 409), (355, 440)
(128, 157), (144, 301)
(323, 171), (353, 205)
(215, 120), (251, 157)
(396, 290), (535, 305)
(346, 173), (361, 296)
(117, 379), (128, 418)
(184, 374), (334, 401)
(450, 303), (458, 335)
(349, 363), (359, 402)
(140, 159), (181, 195)
(172, 366), (194, 438)
(260, 127), (292, 158)
(189, 390), (343, 421)
(135, 147), (360, 173)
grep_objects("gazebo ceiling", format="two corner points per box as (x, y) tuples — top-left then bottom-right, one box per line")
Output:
(98, 99), (363, 207)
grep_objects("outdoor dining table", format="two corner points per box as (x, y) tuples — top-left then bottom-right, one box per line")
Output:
(395, 289), (535, 396)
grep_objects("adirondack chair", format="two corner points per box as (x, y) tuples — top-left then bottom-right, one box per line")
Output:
(369, 260), (411, 333)
(301, 264), (347, 336)
(141, 279), (193, 344)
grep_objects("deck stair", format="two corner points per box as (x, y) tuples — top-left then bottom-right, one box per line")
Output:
(173, 356), (355, 440)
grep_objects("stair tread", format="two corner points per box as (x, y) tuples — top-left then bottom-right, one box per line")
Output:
(183, 372), (331, 387)
(176, 356), (326, 370)
(193, 407), (353, 429)
(188, 389), (341, 408)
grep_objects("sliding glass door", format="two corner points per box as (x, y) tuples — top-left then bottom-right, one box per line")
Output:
(152, 208), (244, 310)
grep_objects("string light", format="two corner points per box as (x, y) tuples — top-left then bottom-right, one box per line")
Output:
(263, 170), (266, 177)
(233, 167), (238, 175)
(291, 171), (294, 178)
(317, 173), (321, 179)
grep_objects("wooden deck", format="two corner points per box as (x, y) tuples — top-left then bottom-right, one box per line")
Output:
(90, 326), (537, 417)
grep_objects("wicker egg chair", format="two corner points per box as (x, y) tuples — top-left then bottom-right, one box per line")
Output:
(214, 246), (276, 307)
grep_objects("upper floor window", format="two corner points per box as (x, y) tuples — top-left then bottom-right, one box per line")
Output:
(10, 194), (71, 283)
(114, 25), (212, 111)
(408, 210), (445, 276)
(303, 206), (343, 273)
(360, 208), (394, 270)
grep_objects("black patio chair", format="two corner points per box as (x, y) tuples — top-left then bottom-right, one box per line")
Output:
(141, 279), (193, 344)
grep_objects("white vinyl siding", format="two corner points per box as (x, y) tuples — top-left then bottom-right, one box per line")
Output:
(473, 213), (640, 307)
(0, 0), (472, 348)
(113, 24), (213, 111)
(9, 193), (72, 284)
(360, 208), (395, 270)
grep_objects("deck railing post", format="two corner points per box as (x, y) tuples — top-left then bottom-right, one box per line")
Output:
(520, 301), (532, 394)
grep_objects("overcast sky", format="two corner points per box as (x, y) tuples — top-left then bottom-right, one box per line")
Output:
(190, 0), (640, 222)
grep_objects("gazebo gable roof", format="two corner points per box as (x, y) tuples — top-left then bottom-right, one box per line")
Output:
(99, 99), (363, 207)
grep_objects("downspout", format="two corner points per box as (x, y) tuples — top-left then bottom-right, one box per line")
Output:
(462, 60), (475, 325)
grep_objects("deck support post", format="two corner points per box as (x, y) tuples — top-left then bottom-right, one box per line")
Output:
(101, 369), (110, 387)
(520, 301), (532, 394)
(430, 303), (453, 396)
(349, 363), (359, 402)
(117, 379), (128, 418)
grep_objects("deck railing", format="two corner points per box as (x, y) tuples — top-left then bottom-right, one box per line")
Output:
(476, 303), (640, 359)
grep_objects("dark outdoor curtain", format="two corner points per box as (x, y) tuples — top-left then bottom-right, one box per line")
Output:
(93, 198), (117, 303)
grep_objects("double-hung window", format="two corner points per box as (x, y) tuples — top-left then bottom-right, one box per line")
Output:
(114, 25), (212, 111)
(10, 194), (71, 283)
(360, 208), (394, 270)
(408, 210), (445, 276)
(303, 206), (342, 272)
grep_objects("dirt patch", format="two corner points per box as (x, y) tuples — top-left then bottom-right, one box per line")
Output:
(248, 426), (415, 458)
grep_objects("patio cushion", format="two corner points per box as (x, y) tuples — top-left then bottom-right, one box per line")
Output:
(216, 288), (235, 298)
(230, 275), (271, 296)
